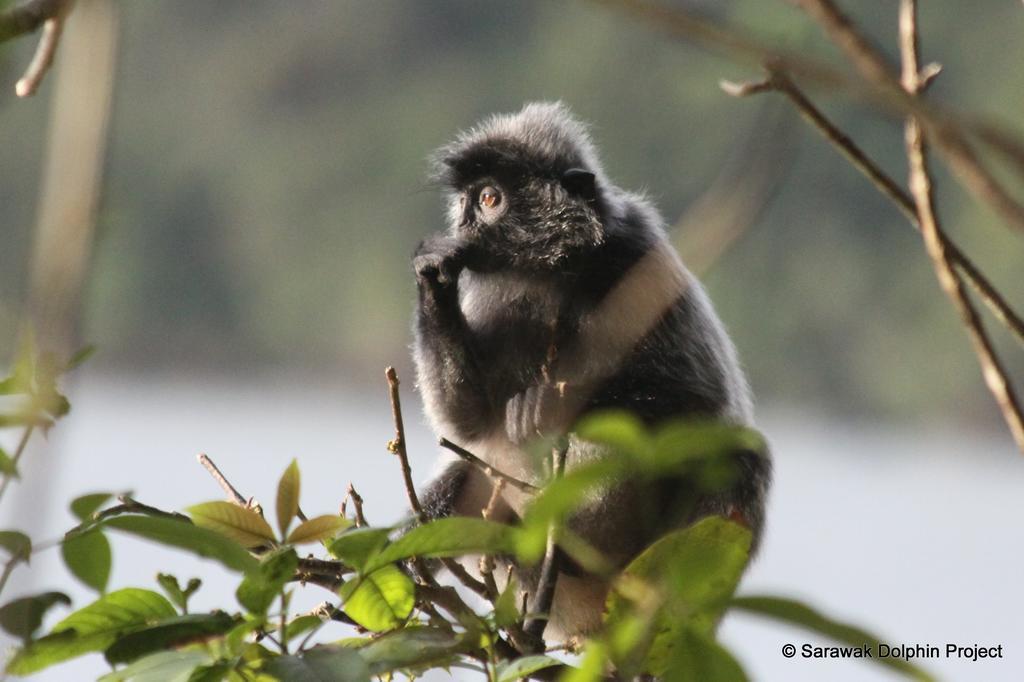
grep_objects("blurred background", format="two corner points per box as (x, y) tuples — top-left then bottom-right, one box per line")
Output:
(1, 1), (1023, 680)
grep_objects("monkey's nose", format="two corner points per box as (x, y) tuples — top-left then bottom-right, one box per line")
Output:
(459, 204), (474, 227)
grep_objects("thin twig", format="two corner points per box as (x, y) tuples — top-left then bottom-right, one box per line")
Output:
(0, 425), (34, 504)
(92, 495), (191, 525)
(342, 483), (368, 527)
(524, 444), (568, 646)
(297, 556), (352, 580)
(0, 0), (68, 42)
(722, 68), (1024, 346)
(477, 479), (506, 600)
(439, 438), (538, 493)
(383, 367), (458, 591)
(441, 558), (490, 598)
(0, 0), (75, 97)
(898, 0), (1024, 453)
(197, 452), (305, 523)
(197, 453), (248, 506)
(15, 13), (63, 97)
(385, 367), (424, 521)
(793, 0), (1024, 235)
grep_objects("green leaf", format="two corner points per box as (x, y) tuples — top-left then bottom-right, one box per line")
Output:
(104, 612), (237, 665)
(496, 655), (562, 682)
(66, 345), (96, 371)
(6, 588), (177, 675)
(665, 627), (748, 682)
(156, 575), (184, 612)
(340, 565), (414, 632)
(186, 662), (232, 682)
(648, 422), (765, 491)
(283, 614), (322, 640)
(97, 649), (211, 682)
(187, 501), (276, 548)
(0, 529), (32, 560)
(327, 527), (391, 570)
(0, 340), (35, 396)
(730, 596), (936, 681)
(264, 646), (370, 682)
(156, 575), (201, 614)
(560, 640), (607, 682)
(0, 592), (70, 643)
(0, 447), (18, 477)
(276, 459), (300, 539)
(575, 409), (650, 459)
(103, 515), (258, 574)
(366, 517), (517, 573)
(62, 529), (112, 593)
(71, 492), (114, 522)
(605, 517), (751, 675)
(493, 574), (520, 628)
(517, 458), (623, 562)
(182, 578), (202, 599)
(357, 626), (472, 676)
(286, 514), (351, 545)
(236, 547), (298, 615)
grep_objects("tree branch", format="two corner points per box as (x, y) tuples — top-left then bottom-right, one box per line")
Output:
(722, 68), (1024, 347)
(897, 0), (1024, 453)
(197, 453), (248, 506)
(792, 0), (1024, 235)
(524, 444), (568, 645)
(438, 437), (539, 493)
(0, 0), (76, 97)
(385, 367), (425, 522)
(0, 0), (67, 42)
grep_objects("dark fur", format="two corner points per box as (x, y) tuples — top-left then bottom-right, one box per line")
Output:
(412, 102), (771, 637)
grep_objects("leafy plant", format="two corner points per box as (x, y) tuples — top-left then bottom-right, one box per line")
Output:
(0, 354), (936, 680)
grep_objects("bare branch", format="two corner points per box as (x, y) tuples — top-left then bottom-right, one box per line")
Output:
(342, 483), (368, 527)
(793, 0), (1024, 234)
(898, 0), (1024, 453)
(439, 437), (539, 493)
(722, 69), (1024, 346)
(16, 14), (62, 97)
(294, 557), (351, 589)
(0, 0), (76, 97)
(198, 453), (248, 506)
(719, 77), (773, 98)
(524, 444), (568, 645)
(82, 495), (190, 526)
(0, 0), (68, 42)
(477, 479), (506, 599)
(384, 367), (425, 522)
(383, 368), (485, 594)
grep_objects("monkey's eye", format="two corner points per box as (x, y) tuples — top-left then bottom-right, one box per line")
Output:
(478, 186), (502, 209)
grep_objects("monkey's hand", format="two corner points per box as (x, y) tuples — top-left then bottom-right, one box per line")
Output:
(506, 381), (576, 445)
(413, 234), (472, 291)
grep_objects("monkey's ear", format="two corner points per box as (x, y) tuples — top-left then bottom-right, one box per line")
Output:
(561, 168), (597, 201)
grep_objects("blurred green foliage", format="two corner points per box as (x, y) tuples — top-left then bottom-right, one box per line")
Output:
(0, 1), (1021, 422)
(2, 415), (936, 681)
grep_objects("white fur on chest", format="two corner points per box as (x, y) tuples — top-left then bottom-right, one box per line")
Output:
(458, 270), (562, 331)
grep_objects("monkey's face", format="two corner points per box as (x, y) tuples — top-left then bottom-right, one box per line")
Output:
(445, 162), (606, 273)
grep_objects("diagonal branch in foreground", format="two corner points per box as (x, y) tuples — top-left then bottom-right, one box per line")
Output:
(897, 0), (1024, 453)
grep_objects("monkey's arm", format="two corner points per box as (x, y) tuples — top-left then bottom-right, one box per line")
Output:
(413, 234), (496, 440)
